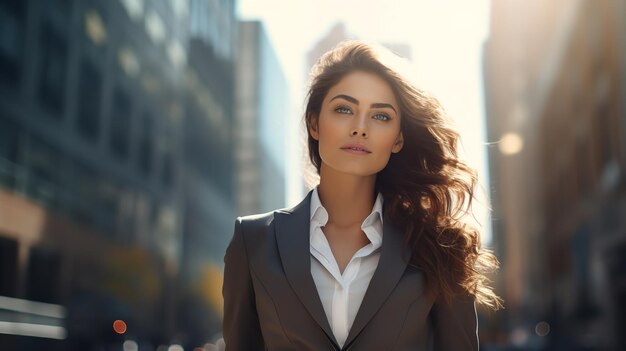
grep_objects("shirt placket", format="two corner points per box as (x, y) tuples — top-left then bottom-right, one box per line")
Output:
(332, 256), (361, 346)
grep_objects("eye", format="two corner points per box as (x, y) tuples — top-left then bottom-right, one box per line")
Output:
(373, 113), (391, 121)
(335, 106), (352, 114)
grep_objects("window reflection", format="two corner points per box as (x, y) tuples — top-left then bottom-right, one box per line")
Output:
(0, 0), (25, 90)
(37, 21), (67, 118)
(76, 58), (102, 139)
(138, 111), (153, 175)
(110, 87), (132, 160)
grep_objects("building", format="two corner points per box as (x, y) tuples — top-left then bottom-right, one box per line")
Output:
(176, 0), (239, 346)
(235, 20), (289, 216)
(482, 0), (626, 348)
(0, 0), (238, 349)
(306, 23), (412, 82)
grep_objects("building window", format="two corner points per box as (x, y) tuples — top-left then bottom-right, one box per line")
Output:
(0, 0), (25, 91)
(37, 21), (68, 118)
(24, 136), (62, 207)
(109, 87), (132, 160)
(70, 160), (116, 236)
(162, 153), (174, 186)
(161, 123), (175, 186)
(0, 115), (19, 188)
(0, 237), (18, 297)
(26, 247), (61, 304)
(94, 178), (119, 234)
(138, 111), (153, 175)
(71, 161), (98, 224)
(76, 58), (102, 139)
(0, 115), (20, 163)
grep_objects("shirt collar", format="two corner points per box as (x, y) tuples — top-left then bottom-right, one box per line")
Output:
(309, 186), (384, 244)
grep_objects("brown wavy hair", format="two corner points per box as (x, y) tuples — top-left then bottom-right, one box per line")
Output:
(304, 40), (502, 309)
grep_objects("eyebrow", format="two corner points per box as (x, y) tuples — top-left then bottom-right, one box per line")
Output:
(330, 94), (397, 114)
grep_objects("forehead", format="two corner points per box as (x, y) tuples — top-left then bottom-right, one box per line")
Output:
(325, 70), (398, 106)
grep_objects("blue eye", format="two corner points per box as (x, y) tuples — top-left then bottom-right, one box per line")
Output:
(335, 106), (352, 114)
(373, 113), (390, 121)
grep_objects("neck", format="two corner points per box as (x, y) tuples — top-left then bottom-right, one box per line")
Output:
(317, 164), (377, 228)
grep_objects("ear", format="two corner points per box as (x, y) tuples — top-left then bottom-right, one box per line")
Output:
(308, 113), (320, 141)
(392, 131), (404, 153)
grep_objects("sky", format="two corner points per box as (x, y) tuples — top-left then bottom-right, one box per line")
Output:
(237, 0), (493, 244)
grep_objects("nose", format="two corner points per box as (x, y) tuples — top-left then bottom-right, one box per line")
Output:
(350, 129), (367, 137)
(350, 113), (369, 138)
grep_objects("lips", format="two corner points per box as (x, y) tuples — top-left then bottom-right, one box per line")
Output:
(340, 143), (371, 153)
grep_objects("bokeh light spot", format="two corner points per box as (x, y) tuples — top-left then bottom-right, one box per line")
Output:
(123, 340), (138, 351)
(499, 132), (524, 155)
(113, 319), (128, 334)
(535, 321), (550, 336)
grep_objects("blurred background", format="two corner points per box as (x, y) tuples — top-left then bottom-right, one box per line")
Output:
(0, 0), (624, 350)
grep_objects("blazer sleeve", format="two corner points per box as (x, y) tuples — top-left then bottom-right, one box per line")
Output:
(431, 293), (479, 350)
(222, 217), (265, 350)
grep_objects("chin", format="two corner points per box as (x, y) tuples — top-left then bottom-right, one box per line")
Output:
(320, 155), (389, 177)
(332, 164), (385, 177)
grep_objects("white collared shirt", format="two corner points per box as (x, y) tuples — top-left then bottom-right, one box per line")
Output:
(309, 186), (384, 348)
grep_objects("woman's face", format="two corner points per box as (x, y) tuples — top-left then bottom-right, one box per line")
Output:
(309, 70), (404, 178)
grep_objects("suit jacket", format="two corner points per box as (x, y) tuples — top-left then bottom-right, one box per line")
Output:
(222, 189), (478, 351)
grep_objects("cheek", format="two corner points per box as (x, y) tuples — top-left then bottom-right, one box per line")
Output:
(317, 120), (342, 145)
(380, 128), (402, 150)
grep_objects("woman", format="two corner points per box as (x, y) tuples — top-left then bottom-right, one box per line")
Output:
(222, 40), (502, 351)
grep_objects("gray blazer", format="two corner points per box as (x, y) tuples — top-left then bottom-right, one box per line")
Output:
(222, 189), (478, 350)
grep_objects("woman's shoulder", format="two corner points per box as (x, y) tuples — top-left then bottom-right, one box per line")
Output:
(237, 193), (310, 227)
(236, 209), (276, 228)
(236, 203), (297, 230)
(232, 207), (294, 249)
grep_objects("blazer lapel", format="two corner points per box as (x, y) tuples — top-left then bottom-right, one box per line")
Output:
(342, 205), (412, 349)
(275, 190), (340, 348)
